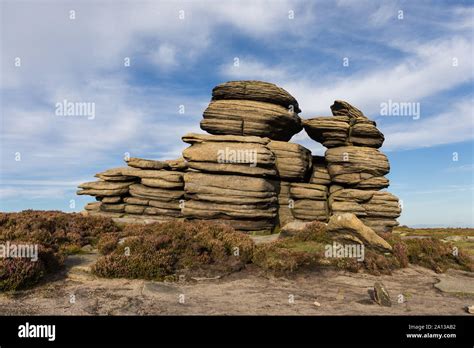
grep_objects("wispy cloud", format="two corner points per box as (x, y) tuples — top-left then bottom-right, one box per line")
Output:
(219, 58), (288, 80)
(382, 99), (473, 150)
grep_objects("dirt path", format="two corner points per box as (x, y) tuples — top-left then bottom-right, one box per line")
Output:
(1, 252), (473, 315)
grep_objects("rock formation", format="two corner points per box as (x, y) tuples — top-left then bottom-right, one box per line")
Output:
(303, 100), (401, 233)
(78, 158), (186, 223)
(78, 80), (401, 234)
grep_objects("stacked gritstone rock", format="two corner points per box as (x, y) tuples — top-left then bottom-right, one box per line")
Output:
(303, 101), (401, 233)
(182, 81), (324, 233)
(78, 157), (186, 223)
(77, 81), (400, 234)
(201, 80), (302, 141)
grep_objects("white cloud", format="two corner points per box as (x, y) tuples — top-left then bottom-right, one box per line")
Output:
(284, 36), (473, 116)
(148, 44), (178, 69)
(219, 58), (288, 80)
(0, 186), (72, 200)
(369, 3), (397, 27)
(382, 99), (473, 150)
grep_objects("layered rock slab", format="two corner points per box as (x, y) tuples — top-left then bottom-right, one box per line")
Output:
(201, 99), (302, 141)
(211, 80), (301, 113)
(325, 146), (389, 189)
(182, 133), (312, 181)
(289, 183), (329, 222)
(303, 100), (384, 148)
(329, 188), (401, 233)
(182, 172), (278, 233)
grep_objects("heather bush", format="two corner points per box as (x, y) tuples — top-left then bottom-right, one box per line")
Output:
(0, 210), (120, 251)
(1, 211), (471, 289)
(0, 243), (63, 291)
(97, 233), (120, 255)
(252, 222), (328, 273)
(253, 240), (323, 273)
(0, 210), (119, 291)
(92, 220), (254, 280)
(404, 237), (473, 273)
(252, 222), (474, 276)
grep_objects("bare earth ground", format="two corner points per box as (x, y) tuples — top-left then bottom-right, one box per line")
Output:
(1, 251), (473, 315)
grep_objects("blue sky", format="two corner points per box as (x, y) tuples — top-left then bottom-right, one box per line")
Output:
(0, 0), (473, 227)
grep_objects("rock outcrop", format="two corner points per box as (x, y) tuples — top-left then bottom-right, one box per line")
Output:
(78, 80), (401, 235)
(303, 100), (401, 233)
(303, 100), (384, 148)
(201, 81), (302, 141)
(327, 213), (393, 252)
(79, 160), (185, 222)
(182, 172), (278, 233)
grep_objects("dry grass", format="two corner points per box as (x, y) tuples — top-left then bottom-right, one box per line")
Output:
(403, 238), (473, 273)
(394, 226), (474, 258)
(254, 223), (473, 276)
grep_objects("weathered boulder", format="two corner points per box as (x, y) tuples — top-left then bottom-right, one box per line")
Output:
(95, 167), (138, 182)
(120, 167), (183, 180)
(276, 181), (294, 227)
(100, 196), (122, 203)
(124, 204), (182, 217)
(123, 197), (182, 210)
(303, 116), (350, 148)
(329, 189), (401, 233)
(126, 157), (170, 170)
(182, 133), (276, 177)
(77, 188), (130, 197)
(288, 183), (329, 222)
(182, 133), (312, 180)
(141, 178), (183, 189)
(330, 100), (366, 119)
(100, 203), (126, 213)
(129, 184), (184, 201)
(268, 141), (312, 180)
(289, 183), (328, 200)
(325, 146), (389, 188)
(327, 213), (392, 252)
(182, 172), (278, 233)
(373, 282), (392, 307)
(303, 100), (384, 148)
(350, 120), (385, 148)
(84, 202), (101, 211)
(164, 158), (187, 171)
(184, 172), (277, 203)
(182, 132), (270, 145)
(309, 156), (331, 185)
(201, 99), (302, 141)
(292, 200), (328, 221)
(77, 178), (133, 197)
(212, 80), (301, 113)
(78, 181), (133, 190)
(279, 220), (314, 238)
